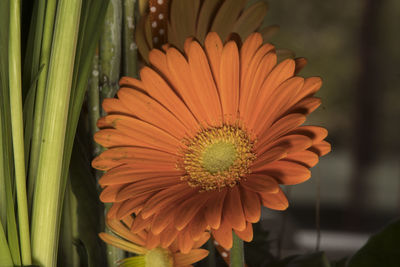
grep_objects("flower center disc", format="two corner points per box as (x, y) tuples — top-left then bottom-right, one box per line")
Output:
(145, 248), (173, 267)
(202, 141), (236, 174)
(181, 125), (256, 191)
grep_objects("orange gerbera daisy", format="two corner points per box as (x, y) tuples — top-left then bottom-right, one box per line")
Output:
(93, 32), (330, 251)
(100, 217), (209, 267)
(136, 0), (277, 62)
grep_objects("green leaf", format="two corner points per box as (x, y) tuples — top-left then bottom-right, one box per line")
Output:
(23, 64), (45, 168)
(0, 1), (22, 265)
(69, 129), (107, 267)
(330, 258), (348, 267)
(0, 220), (13, 267)
(348, 219), (400, 267)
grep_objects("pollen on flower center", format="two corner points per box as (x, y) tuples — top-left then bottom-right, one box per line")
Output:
(202, 141), (236, 174)
(145, 247), (173, 267)
(180, 125), (256, 191)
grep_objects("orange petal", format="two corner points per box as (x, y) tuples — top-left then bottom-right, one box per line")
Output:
(131, 214), (153, 233)
(251, 147), (287, 170)
(309, 140), (331, 157)
(239, 187), (261, 223)
(188, 41), (223, 125)
(94, 129), (139, 150)
(196, 0), (220, 42)
(289, 126), (328, 144)
(240, 174), (279, 193)
(204, 33), (223, 91)
(259, 188), (289, 210)
(175, 193), (210, 231)
(178, 230), (195, 254)
(107, 203), (122, 219)
(291, 77), (322, 105)
(117, 87), (188, 138)
(119, 76), (146, 91)
(234, 222), (253, 242)
(241, 51), (276, 120)
(169, 0), (199, 50)
(219, 41), (239, 122)
(232, 1), (268, 40)
(140, 184), (196, 219)
(183, 37), (194, 55)
(248, 58), (295, 130)
(140, 66), (199, 133)
(145, 232), (161, 249)
(94, 148), (179, 178)
(257, 161), (311, 185)
(148, 49), (170, 76)
(100, 185), (123, 203)
(256, 113), (306, 149)
(151, 205), (176, 235)
(115, 176), (180, 202)
(211, 217), (232, 250)
(240, 33), (264, 95)
(205, 189), (227, 229)
(210, 0), (247, 41)
(159, 225), (179, 248)
(166, 47), (208, 125)
(257, 134), (312, 156)
(252, 77), (304, 135)
(116, 194), (155, 219)
(174, 249), (209, 267)
(99, 114), (183, 154)
(284, 150), (319, 168)
(193, 232), (210, 249)
(98, 168), (181, 188)
(188, 212), (208, 241)
(102, 98), (131, 116)
(288, 97), (321, 115)
(223, 187), (246, 231)
(106, 219), (146, 246)
(294, 57), (307, 75)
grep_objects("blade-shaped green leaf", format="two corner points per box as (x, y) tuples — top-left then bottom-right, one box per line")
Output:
(348, 219), (400, 267)
(0, 220), (13, 266)
(70, 127), (107, 267)
(8, 0), (31, 264)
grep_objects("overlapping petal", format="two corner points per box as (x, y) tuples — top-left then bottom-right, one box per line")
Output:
(93, 32), (330, 252)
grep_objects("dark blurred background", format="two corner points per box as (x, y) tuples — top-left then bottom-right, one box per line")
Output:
(253, 0), (400, 261)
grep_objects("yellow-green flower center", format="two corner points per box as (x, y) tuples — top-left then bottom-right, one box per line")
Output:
(180, 125), (256, 191)
(202, 141), (237, 174)
(145, 248), (173, 267)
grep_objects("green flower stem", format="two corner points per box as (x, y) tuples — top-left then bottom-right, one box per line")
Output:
(30, 0), (82, 266)
(122, 0), (138, 77)
(88, 49), (102, 158)
(230, 232), (244, 267)
(100, 1), (125, 263)
(206, 239), (217, 267)
(8, 0), (32, 265)
(99, 0), (122, 107)
(105, 203), (125, 266)
(28, 0), (57, 206)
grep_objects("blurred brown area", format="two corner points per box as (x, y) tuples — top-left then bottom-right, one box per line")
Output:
(255, 0), (400, 260)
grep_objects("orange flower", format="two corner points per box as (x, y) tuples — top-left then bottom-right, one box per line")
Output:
(100, 217), (209, 267)
(93, 32), (330, 251)
(136, 0), (277, 62)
